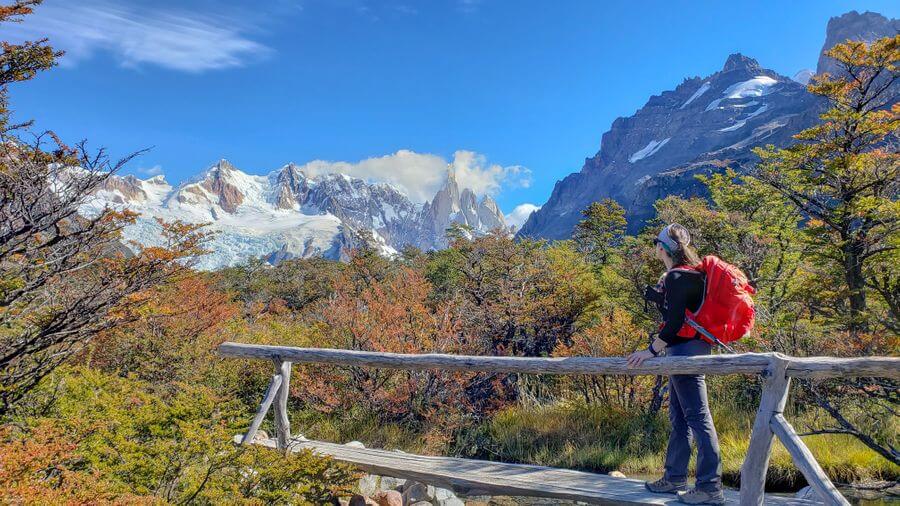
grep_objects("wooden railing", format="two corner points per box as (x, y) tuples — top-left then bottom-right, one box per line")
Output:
(218, 342), (900, 506)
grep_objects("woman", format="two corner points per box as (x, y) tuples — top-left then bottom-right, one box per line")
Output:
(626, 223), (724, 506)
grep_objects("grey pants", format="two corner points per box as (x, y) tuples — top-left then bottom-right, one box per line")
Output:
(663, 339), (723, 491)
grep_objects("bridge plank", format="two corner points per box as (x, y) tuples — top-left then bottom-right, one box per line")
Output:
(238, 436), (820, 506)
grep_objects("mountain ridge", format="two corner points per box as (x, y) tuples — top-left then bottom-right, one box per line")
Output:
(88, 159), (508, 269)
(518, 10), (897, 239)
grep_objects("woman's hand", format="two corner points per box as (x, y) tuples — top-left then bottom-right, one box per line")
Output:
(626, 349), (655, 368)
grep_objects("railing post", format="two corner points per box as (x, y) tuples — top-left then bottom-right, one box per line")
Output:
(240, 373), (283, 445)
(272, 359), (292, 451)
(770, 413), (849, 505)
(740, 353), (790, 506)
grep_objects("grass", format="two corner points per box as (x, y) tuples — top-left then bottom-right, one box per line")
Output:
(282, 394), (898, 492)
(484, 400), (899, 490)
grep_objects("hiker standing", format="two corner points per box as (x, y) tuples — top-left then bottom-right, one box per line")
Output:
(626, 223), (725, 506)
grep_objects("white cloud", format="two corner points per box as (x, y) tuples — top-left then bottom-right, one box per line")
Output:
(450, 150), (531, 197)
(138, 165), (163, 176)
(505, 203), (540, 231)
(296, 150), (528, 203)
(6, 0), (271, 73)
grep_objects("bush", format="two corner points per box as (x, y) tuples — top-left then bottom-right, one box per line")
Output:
(5, 367), (357, 504)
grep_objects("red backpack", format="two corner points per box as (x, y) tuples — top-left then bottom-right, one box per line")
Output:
(670, 256), (756, 352)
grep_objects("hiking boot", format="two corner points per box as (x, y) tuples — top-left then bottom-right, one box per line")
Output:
(676, 487), (726, 505)
(645, 477), (687, 494)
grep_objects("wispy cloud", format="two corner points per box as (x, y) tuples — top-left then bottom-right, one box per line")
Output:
(6, 0), (272, 73)
(138, 164), (163, 176)
(296, 150), (528, 203)
(458, 0), (483, 13)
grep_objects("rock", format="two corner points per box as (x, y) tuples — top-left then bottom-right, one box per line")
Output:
(348, 495), (368, 506)
(608, 470), (626, 478)
(436, 496), (464, 506)
(379, 476), (406, 492)
(252, 429), (268, 442)
(358, 475), (379, 496)
(434, 487), (455, 500)
(409, 502), (432, 506)
(372, 490), (402, 506)
(795, 486), (815, 499)
(345, 440), (366, 448)
(402, 482), (430, 504)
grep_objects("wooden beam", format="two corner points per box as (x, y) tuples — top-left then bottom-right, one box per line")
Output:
(217, 343), (900, 379)
(783, 356), (900, 379)
(240, 373), (282, 445)
(273, 360), (292, 451)
(771, 414), (849, 506)
(740, 355), (791, 506)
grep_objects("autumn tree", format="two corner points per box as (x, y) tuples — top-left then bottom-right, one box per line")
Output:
(753, 36), (899, 333)
(573, 198), (627, 266)
(0, 2), (207, 413)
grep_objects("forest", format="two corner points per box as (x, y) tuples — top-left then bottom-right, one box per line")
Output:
(0, 1), (897, 504)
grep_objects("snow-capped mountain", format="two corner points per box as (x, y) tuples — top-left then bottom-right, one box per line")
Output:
(87, 160), (507, 270)
(518, 10), (897, 238)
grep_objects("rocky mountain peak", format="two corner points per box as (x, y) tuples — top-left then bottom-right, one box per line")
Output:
(271, 163), (311, 210)
(817, 11), (900, 75)
(721, 53), (762, 73)
(519, 10), (896, 240)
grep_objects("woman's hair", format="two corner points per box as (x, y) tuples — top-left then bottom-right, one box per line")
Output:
(663, 223), (701, 267)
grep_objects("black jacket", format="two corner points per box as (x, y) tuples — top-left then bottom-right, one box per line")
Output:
(646, 269), (704, 346)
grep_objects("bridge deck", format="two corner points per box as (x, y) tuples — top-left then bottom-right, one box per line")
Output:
(241, 436), (819, 505)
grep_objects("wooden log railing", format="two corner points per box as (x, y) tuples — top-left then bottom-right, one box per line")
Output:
(218, 342), (900, 506)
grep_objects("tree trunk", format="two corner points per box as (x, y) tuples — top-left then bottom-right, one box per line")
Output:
(843, 235), (868, 333)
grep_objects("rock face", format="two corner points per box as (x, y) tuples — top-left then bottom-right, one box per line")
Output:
(86, 160), (506, 269)
(518, 54), (820, 237)
(816, 11), (900, 76)
(518, 11), (897, 238)
(420, 170), (508, 249)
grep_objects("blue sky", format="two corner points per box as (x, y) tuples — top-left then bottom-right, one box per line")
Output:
(6, 0), (899, 220)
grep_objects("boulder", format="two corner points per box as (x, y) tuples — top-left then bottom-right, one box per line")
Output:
(348, 495), (367, 506)
(345, 440), (366, 448)
(358, 475), (379, 496)
(402, 482), (431, 504)
(436, 497), (465, 506)
(608, 471), (626, 479)
(434, 487), (455, 500)
(379, 476), (406, 492)
(372, 490), (402, 506)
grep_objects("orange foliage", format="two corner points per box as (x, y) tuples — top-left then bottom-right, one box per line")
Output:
(554, 308), (656, 409)
(84, 275), (239, 384)
(297, 258), (485, 433)
(0, 422), (155, 505)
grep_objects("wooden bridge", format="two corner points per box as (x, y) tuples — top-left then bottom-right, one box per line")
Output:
(218, 342), (900, 506)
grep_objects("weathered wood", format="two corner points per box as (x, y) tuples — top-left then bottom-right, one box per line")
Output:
(272, 360), (292, 451)
(217, 343), (900, 379)
(784, 356), (900, 379)
(240, 373), (282, 445)
(770, 414), (849, 506)
(740, 354), (791, 506)
(237, 436), (820, 505)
